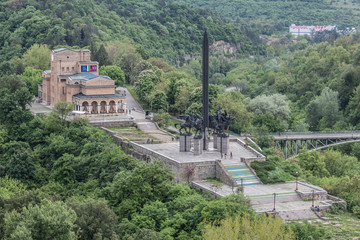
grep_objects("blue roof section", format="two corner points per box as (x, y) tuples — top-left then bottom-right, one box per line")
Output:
(68, 73), (112, 82)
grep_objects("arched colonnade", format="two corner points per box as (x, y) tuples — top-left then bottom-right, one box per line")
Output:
(74, 100), (126, 114)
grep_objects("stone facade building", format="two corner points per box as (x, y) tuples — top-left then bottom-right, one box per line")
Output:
(39, 48), (126, 114)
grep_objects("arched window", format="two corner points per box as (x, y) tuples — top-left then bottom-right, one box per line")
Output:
(100, 101), (107, 114)
(109, 101), (116, 113)
(82, 102), (89, 112)
(91, 101), (98, 114)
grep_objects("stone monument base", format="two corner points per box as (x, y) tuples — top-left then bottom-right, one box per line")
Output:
(180, 134), (191, 152)
(193, 137), (203, 155)
(213, 134), (218, 149)
(217, 135), (230, 154)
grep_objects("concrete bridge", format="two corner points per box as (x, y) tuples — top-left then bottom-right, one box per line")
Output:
(272, 132), (360, 159)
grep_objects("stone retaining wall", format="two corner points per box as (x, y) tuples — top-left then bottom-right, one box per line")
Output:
(215, 160), (238, 187)
(242, 159), (263, 184)
(101, 127), (149, 161)
(191, 181), (224, 198)
(296, 182), (328, 201)
(327, 194), (347, 209)
(101, 127), (216, 182)
(131, 141), (217, 182)
(91, 120), (134, 127)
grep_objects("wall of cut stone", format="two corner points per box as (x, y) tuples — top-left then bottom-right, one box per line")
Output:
(91, 120), (134, 127)
(215, 160), (238, 187)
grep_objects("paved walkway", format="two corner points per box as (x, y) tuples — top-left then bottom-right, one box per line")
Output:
(136, 119), (173, 143)
(143, 141), (258, 163)
(116, 87), (174, 143)
(28, 101), (52, 115)
(116, 87), (144, 113)
(193, 180), (324, 221)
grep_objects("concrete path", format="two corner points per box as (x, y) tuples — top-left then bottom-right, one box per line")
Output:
(28, 101), (52, 115)
(143, 141), (259, 163)
(116, 87), (174, 143)
(136, 119), (173, 143)
(193, 180), (324, 221)
(117, 87), (144, 114)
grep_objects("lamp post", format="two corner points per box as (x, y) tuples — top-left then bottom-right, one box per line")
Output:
(296, 172), (299, 191)
(241, 178), (244, 193)
(273, 193), (276, 212)
(312, 190), (315, 208)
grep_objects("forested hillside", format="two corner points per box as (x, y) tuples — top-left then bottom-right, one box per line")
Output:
(169, 0), (360, 34)
(2, 0), (360, 237)
(0, 0), (263, 64)
(0, 75), (307, 239)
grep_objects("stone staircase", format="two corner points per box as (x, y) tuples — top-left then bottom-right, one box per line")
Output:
(223, 162), (261, 186)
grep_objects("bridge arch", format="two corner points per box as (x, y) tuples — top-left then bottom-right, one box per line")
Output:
(287, 139), (360, 159)
(271, 132), (360, 159)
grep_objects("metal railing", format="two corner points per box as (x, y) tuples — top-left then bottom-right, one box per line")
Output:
(270, 131), (360, 136)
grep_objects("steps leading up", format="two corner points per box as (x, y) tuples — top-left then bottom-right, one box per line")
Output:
(223, 162), (261, 186)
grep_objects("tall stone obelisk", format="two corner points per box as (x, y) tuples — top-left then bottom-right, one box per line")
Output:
(202, 30), (209, 150)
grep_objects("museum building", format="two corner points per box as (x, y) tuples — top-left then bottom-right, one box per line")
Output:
(39, 48), (126, 114)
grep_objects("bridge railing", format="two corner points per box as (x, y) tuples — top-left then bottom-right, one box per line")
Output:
(269, 131), (360, 136)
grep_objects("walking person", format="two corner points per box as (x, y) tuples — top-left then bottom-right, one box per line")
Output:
(230, 152), (233, 159)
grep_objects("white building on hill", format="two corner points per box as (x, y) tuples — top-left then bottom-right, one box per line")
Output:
(289, 24), (338, 37)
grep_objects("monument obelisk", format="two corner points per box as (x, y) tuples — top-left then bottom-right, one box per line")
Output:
(202, 30), (209, 150)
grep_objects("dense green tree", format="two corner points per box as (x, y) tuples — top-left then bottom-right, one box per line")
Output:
(203, 214), (294, 240)
(306, 87), (341, 130)
(247, 94), (290, 121)
(151, 91), (168, 111)
(0, 75), (33, 133)
(96, 44), (110, 67)
(132, 201), (169, 232)
(119, 52), (142, 84)
(252, 113), (285, 133)
(290, 222), (325, 240)
(22, 44), (51, 70)
(201, 194), (252, 222)
(67, 198), (119, 240)
(214, 91), (252, 133)
(297, 152), (329, 178)
(135, 70), (160, 105)
(153, 110), (171, 128)
(50, 153), (76, 185)
(4, 199), (76, 240)
(108, 161), (174, 218)
(21, 67), (42, 95)
(52, 101), (74, 125)
(347, 84), (360, 126)
(99, 65), (125, 86)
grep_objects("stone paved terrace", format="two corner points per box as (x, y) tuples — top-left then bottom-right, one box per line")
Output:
(193, 181), (318, 198)
(142, 141), (258, 163)
(192, 180), (325, 220)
